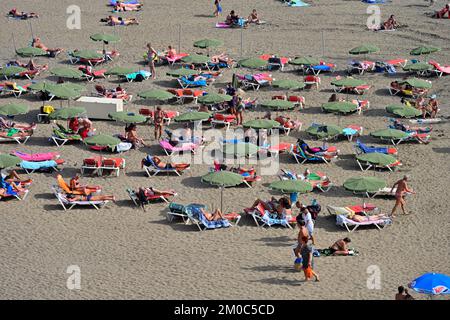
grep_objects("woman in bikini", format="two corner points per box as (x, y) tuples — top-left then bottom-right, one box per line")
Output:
(32, 38), (63, 57)
(247, 9), (260, 24)
(114, 1), (142, 12)
(199, 207), (226, 221)
(126, 123), (146, 149)
(390, 175), (415, 217)
(151, 156), (189, 171)
(103, 16), (139, 26)
(146, 43), (158, 79)
(153, 107), (165, 140)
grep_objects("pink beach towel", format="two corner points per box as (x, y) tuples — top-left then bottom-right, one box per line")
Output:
(160, 140), (198, 152)
(12, 151), (60, 162)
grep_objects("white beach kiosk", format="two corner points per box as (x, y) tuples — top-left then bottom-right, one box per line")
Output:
(74, 96), (123, 120)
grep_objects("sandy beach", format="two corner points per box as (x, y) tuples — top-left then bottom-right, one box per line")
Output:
(0, 0), (449, 299)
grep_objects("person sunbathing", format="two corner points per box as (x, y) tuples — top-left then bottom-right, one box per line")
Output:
(165, 46), (177, 59)
(141, 187), (176, 197)
(433, 4), (450, 18)
(8, 8), (39, 19)
(199, 207), (226, 221)
(0, 172), (28, 193)
(275, 115), (301, 129)
(210, 53), (234, 65)
(113, 1), (143, 12)
(152, 156), (189, 171)
(125, 123), (146, 149)
(32, 38), (63, 57)
(424, 95), (439, 118)
(0, 117), (36, 131)
(392, 120), (431, 134)
(329, 238), (352, 256)
(247, 9), (260, 24)
(67, 174), (100, 195)
(101, 16), (139, 26)
(0, 129), (32, 139)
(66, 193), (116, 202)
(296, 139), (328, 157)
(381, 15), (399, 30)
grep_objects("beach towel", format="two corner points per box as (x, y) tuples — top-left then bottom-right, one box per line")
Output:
(317, 248), (359, 256)
(288, 0), (310, 7)
(362, 0), (386, 3)
(109, 0), (139, 5)
(216, 22), (232, 29)
(12, 151), (59, 162)
(20, 160), (58, 171)
(190, 206), (231, 229)
(116, 142), (133, 152)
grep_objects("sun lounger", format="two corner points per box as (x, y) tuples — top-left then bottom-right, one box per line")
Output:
(211, 113), (236, 130)
(279, 169), (333, 192)
(177, 76), (208, 88)
(20, 159), (64, 174)
(160, 53), (189, 65)
(100, 157), (125, 176)
(0, 181), (29, 201)
(287, 95), (305, 109)
(159, 139), (199, 156)
(336, 213), (392, 232)
(127, 188), (177, 211)
(354, 140), (398, 155)
(343, 125), (364, 141)
(347, 60), (375, 75)
(244, 203), (293, 228)
(326, 203), (379, 216)
(0, 130), (32, 144)
(304, 75), (321, 89)
(52, 186), (109, 211)
(0, 82), (30, 98)
(167, 203), (240, 227)
(120, 70), (151, 82)
(356, 156), (402, 172)
(51, 128), (82, 147)
(56, 175), (101, 196)
(185, 205), (233, 231)
(305, 62), (335, 75)
(78, 65), (107, 82)
(428, 60), (450, 77)
(259, 54), (290, 71)
(12, 151), (60, 162)
(289, 145), (338, 164)
(235, 73), (273, 91)
(142, 155), (190, 177)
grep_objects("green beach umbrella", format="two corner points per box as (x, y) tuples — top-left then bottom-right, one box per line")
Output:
(289, 56), (320, 66)
(410, 46), (441, 56)
(166, 68), (200, 77)
(174, 111), (211, 122)
(46, 86), (81, 100)
(343, 176), (386, 193)
(0, 66), (27, 78)
(272, 79), (306, 90)
(223, 142), (259, 157)
(49, 107), (86, 120)
(90, 33), (120, 51)
(58, 82), (85, 93)
(386, 105), (422, 118)
(322, 101), (358, 114)
(370, 128), (409, 140)
(50, 67), (83, 79)
(72, 50), (104, 60)
(243, 119), (279, 130)
(181, 54), (210, 64)
(260, 100), (295, 110)
(269, 180), (313, 194)
(349, 44), (380, 55)
(197, 93), (232, 105)
(28, 81), (55, 92)
(356, 153), (398, 167)
(0, 103), (29, 116)
(331, 77), (367, 87)
(0, 154), (21, 170)
(16, 47), (47, 57)
(403, 63), (433, 72)
(138, 89), (175, 101)
(238, 57), (268, 69)
(108, 111), (147, 124)
(306, 124), (343, 140)
(193, 39), (224, 49)
(105, 67), (135, 76)
(84, 134), (121, 148)
(201, 170), (244, 212)
(400, 78), (432, 89)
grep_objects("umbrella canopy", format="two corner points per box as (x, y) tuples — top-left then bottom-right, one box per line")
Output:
(331, 77), (367, 87)
(238, 57), (268, 69)
(306, 124), (343, 139)
(349, 44), (380, 55)
(201, 171), (244, 188)
(343, 176), (386, 193)
(197, 93), (232, 105)
(50, 67), (83, 79)
(403, 63), (433, 72)
(46, 85), (81, 100)
(269, 180), (313, 194)
(0, 154), (21, 169)
(58, 82), (85, 93)
(272, 79), (306, 90)
(166, 68), (200, 77)
(370, 128), (409, 140)
(180, 54), (210, 64)
(105, 67), (135, 76)
(0, 103), (29, 116)
(71, 50), (104, 60)
(409, 273), (450, 295)
(174, 111), (211, 122)
(410, 46), (441, 56)
(84, 134), (121, 147)
(16, 47), (47, 57)
(243, 119), (279, 130)
(223, 142), (259, 157)
(90, 33), (120, 44)
(260, 100), (295, 110)
(29, 81), (55, 92)
(193, 39), (224, 49)
(0, 66), (28, 77)
(289, 56), (320, 66)
(108, 111), (147, 124)
(386, 105), (422, 118)
(400, 78), (432, 89)
(138, 89), (175, 101)
(356, 153), (398, 166)
(322, 101), (358, 114)
(49, 107), (86, 120)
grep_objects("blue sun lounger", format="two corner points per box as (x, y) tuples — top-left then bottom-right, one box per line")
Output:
(20, 160), (62, 173)
(177, 76), (208, 88)
(354, 139), (398, 155)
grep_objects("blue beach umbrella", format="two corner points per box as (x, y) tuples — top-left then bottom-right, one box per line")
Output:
(409, 273), (450, 296)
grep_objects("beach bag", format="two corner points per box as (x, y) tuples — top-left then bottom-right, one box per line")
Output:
(294, 258), (303, 271)
(304, 266), (314, 279)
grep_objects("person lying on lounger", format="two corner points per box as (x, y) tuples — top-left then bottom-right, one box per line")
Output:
(0, 172), (27, 193)
(251, 196), (291, 219)
(210, 53), (234, 65)
(152, 156), (189, 171)
(0, 129), (31, 139)
(392, 120), (431, 134)
(113, 1), (143, 12)
(32, 38), (63, 57)
(296, 139), (328, 157)
(0, 117), (36, 131)
(140, 187), (176, 197)
(68, 174), (100, 195)
(8, 8), (39, 19)
(199, 207), (226, 221)
(101, 16), (139, 26)
(329, 238), (352, 256)
(65, 193), (116, 202)
(275, 115), (301, 129)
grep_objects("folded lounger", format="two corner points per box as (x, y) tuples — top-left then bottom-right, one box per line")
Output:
(20, 159), (64, 173)
(159, 139), (199, 156)
(142, 155), (190, 177)
(52, 186), (109, 211)
(12, 151), (60, 162)
(354, 139), (398, 155)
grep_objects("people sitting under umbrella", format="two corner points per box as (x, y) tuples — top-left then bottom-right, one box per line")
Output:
(32, 37), (63, 57)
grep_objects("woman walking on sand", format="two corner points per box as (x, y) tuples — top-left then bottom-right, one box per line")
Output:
(214, 0), (222, 17)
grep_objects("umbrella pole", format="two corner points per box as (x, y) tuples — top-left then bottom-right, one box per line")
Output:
(28, 20), (34, 40)
(240, 28), (243, 59)
(178, 24), (181, 53)
(321, 30), (325, 58)
(11, 33), (17, 58)
(220, 186), (224, 212)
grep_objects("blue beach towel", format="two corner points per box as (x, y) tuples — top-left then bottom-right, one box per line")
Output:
(288, 0), (310, 7)
(20, 160), (57, 171)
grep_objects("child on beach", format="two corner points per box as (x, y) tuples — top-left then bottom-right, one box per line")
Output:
(214, 0), (223, 17)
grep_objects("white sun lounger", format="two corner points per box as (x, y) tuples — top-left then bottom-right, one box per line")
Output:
(52, 186), (109, 211)
(336, 214), (392, 232)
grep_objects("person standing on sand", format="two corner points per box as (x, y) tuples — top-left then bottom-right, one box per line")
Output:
(390, 175), (415, 217)
(153, 106), (165, 140)
(214, 0), (222, 17)
(146, 43), (157, 79)
(295, 237), (319, 282)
